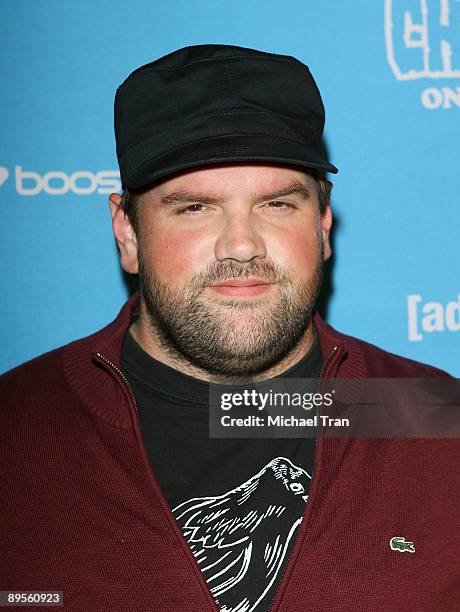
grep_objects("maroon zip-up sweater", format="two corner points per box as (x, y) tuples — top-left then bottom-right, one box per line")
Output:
(1, 293), (458, 611)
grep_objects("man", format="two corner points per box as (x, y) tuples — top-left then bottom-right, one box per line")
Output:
(1, 45), (458, 611)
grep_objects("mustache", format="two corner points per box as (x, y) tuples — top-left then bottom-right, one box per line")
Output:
(194, 260), (289, 288)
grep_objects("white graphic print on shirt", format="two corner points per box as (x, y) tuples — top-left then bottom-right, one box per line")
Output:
(173, 457), (311, 612)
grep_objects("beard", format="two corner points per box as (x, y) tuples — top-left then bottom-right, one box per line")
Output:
(138, 240), (324, 381)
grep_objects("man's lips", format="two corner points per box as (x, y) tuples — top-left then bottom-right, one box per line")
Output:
(210, 278), (272, 287)
(207, 278), (273, 297)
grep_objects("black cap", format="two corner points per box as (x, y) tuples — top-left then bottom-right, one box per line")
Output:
(115, 44), (338, 189)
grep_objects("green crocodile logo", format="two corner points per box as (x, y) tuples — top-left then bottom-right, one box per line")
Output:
(390, 536), (415, 553)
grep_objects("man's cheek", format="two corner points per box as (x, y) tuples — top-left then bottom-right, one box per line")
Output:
(273, 232), (318, 270)
(148, 234), (206, 280)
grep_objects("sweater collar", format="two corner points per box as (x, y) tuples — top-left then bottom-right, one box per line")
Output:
(63, 292), (367, 428)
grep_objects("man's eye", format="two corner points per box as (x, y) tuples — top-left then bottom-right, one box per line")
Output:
(266, 200), (294, 210)
(176, 204), (207, 215)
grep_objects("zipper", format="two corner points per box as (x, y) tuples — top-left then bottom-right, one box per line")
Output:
(93, 351), (220, 612)
(311, 344), (339, 487)
(94, 352), (142, 431)
(266, 344), (339, 612)
(318, 345), (339, 381)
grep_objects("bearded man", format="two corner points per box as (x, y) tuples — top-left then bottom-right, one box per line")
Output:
(1, 45), (458, 612)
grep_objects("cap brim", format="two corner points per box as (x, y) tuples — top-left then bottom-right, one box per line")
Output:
(123, 133), (338, 190)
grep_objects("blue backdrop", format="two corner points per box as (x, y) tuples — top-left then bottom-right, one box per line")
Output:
(1, 0), (459, 375)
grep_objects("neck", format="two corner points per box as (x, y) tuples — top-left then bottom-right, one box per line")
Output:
(129, 300), (315, 384)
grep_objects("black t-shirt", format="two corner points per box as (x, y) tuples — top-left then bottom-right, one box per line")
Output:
(121, 327), (323, 612)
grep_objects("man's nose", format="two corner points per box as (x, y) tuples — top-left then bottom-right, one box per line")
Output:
(214, 211), (267, 263)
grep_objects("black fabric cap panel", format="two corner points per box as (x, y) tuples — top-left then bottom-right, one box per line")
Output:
(115, 44), (338, 188)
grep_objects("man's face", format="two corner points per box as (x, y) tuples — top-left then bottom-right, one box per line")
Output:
(129, 163), (332, 378)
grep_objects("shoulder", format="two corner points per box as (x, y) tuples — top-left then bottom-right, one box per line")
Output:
(348, 333), (450, 377)
(313, 313), (451, 378)
(1, 294), (137, 401)
(0, 345), (71, 410)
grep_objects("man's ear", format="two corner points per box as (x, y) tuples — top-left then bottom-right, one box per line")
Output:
(320, 203), (333, 262)
(109, 193), (139, 274)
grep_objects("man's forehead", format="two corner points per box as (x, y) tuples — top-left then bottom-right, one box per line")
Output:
(149, 163), (316, 198)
